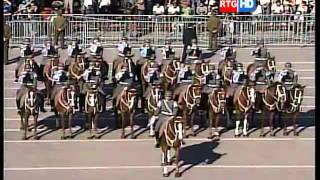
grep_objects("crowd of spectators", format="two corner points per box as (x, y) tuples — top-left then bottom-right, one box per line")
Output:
(3, 0), (315, 16)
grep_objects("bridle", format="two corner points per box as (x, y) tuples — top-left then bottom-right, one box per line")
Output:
(85, 88), (103, 114)
(24, 88), (38, 115)
(287, 85), (304, 113)
(209, 88), (226, 114)
(237, 86), (255, 113)
(164, 117), (184, 147)
(184, 85), (201, 112)
(57, 86), (76, 113)
(147, 86), (161, 112)
(263, 83), (286, 111)
(120, 89), (136, 112)
(164, 59), (180, 84)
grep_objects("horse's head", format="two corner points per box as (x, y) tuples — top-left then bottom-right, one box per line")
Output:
(151, 85), (162, 103)
(212, 88), (226, 114)
(24, 88), (39, 113)
(66, 84), (77, 108)
(289, 84), (305, 108)
(267, 56), (276, 72)
(75, 55), (85, 70)
(245, 85), (256, 105)
(189, 84), (202, 105)
(171, 58), (181, 72)
(173, 116), (184, 141)
(122, 88), (137, 110)
(273, 82), (287, 111)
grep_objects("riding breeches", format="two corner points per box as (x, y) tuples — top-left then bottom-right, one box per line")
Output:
(154, 114), (171, 133)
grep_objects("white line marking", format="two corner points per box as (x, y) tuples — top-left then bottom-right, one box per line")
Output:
(4, 138), (315, 143)
(4, 165), (315, 171)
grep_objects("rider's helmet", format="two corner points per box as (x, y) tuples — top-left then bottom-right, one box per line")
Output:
(284, 62), (292, 69)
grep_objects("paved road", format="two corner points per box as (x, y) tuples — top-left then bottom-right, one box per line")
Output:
(4, 47), (315, 180)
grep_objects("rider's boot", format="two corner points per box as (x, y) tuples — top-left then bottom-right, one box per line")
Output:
(154, 131), (160, 148)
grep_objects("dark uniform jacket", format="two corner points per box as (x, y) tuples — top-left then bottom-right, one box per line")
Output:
(183, 27), (197, 46)
(207, 14), (220, 32)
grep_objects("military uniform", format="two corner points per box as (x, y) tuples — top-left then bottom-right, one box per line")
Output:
(142, 60), (160, 98)
(226, 66), (246, 98)
(4, 23), (11, 65)
(154, 91), (178, 147)
(65, 41), (84, 66)
(89, 39), (104, 57)
(161, 44), (175, 60)
(207, 13), (221, 51)
(112, 67), (135, 108)
(52, 11), (67, 47)
(251, 43), (270, 66)
(182, 25), (197, 62)
(16, 70), (37, 110)
(202, 71), (221, 94)
(177, 65), (194, 84)
(112, 42), (132, 78)
(186, 44), (202, 64)
(278, 66), (298, 90)
(50, 68), (69, 101)
(249, 66), (270, 94)
(221, 47), (236, 60)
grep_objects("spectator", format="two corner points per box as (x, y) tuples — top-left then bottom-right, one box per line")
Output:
(182, 23), (197, 62)
(181, 4), (192, 15)
(296, 0), (308, 14)
(99, 0), (111, 13)
(84, 0), (94, 14)
(4, 0), (12, 14)
(260, 0), (271, 14)
(64, 0), (73, 13)
(283, 3), (295, 14)
(136, 0), (145, 15)
(207, 10), (220, 52)
(167, 2), (180, 15)
(196, 2), (207, 15)
(52, 10), (67, 48)
(252, 1), (263, 15)
(153, 3), (165, 15)
(271, 0), (284, 14)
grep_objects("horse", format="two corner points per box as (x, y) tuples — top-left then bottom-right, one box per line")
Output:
(232, 83), (256, 137)
(283, 84), (305, 136)
(258, 81), (287, 137)
(84, 85), (104, 139)
(16, 86), (40, 140)
(246, 56), (276, 81)
(140, 60), (158, 101)
(112, 57), (136, 85)
(207, 87), (226, 138)
(218, 58), (236, 85)
(114, 88), (137, 139)
(16, 58), (41, 80)
(160, 58), (181, 94)
(43, 58), (59, 101)
(144, 84), (162, 137)
(173, 84), (202, 137)
(192, 62), (209, 85)
(159, 116), (184, 177)
(52, 85), (77, 139)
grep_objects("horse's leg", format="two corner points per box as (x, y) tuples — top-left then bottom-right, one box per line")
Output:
(33, 114), (39, 140)
(130, 111), (135, 139)
(208, 109), (213, 139)
(162, 146), (169, 177)
(234, 110), (240, 137)
(121, 113), (125, 139)
(190, 110), (196, 136)
(260, 110), (265, 137)
(174, 147), (181, 177)
(293, 112), (299, 136)
(214, 113), (220, 137)
(19, 111), (24, 130)
(68, 113), (73, 138)
(60, 114), (66, 139)
(149, 113), (156, 137)
(183, 110), (188, 138)
(283, 112), (288, 136)
(93, 113), (99, 138)
(269, 111), (275, 136)
(243, 113), (249, 137)
(167, 149), (171, 165)
(22, 113), (28, 140)
(87, 113), (92, 139)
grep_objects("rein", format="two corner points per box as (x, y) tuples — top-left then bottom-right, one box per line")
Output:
(209, 89), (226, 113)
(120, 90), (136, 112)
(237, 87), (253, 113)
(184, 85), (200, 111)
(164, 118), (182, 147)
(164, 61), (178, 84)
(24, 90), (38, 115)
(288, 87), (303, 113)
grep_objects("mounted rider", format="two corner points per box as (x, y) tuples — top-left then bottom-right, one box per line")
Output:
(89, 37), (104, 57)
(112, 37), (133, 78)
(202, 64), (222, 95)
(40, 38), (58, 79)
(143, 54), (161, 98)
(161, 40), (175, 60)
(220, 46), (237, 61)
(15, 39), (35, 81)
(186, 38), (202, 64)
(249, 63), (271, 94)
(112, 63), (135, 109)
(251, 40), (270, 66)
(226, 63), (246, 98)
(16, 63), (46, 112)
(154, 91), (178, 148)
(278, 62), (298, 91)
(177, 63), (194, 84)
(50, 63), (69, 110)
(66, 39), (85, 67)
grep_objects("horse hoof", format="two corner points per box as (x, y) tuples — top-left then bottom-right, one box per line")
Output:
(192, 133), (197, 137)
(163, 173), (169, 177)
(243, 134), (248, 137)
(121, 135), (125, 139)
(283, 132), (288, 136)
(87, 136), (93, 139)
(28, 128), (32, 132)
(33, 136), (39, 140)
(270, 133), (275, 137)
(259, 134), (265, 137)
(131, 136), (136, 139)
(161, 162), (166, 166)
(22, 136), (27, 140)
(234, 135), (239, 138)
(175, 172), (181, 178)
(60, 136), (66, 140)
(294, 133), (299, 136)
(207, 136), (212, 139)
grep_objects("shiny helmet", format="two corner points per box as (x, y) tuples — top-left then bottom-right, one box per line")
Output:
(284, 62), (292, 69)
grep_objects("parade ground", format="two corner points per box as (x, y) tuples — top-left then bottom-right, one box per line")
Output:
(4, 47), (315, 180)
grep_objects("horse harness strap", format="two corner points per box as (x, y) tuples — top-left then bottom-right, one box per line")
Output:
(164, 117), (178, 147)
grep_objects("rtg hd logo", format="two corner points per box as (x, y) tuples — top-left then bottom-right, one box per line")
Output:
(219, 0), (256, 13)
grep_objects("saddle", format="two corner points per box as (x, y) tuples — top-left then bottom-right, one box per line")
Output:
(159, 116), (175, 138)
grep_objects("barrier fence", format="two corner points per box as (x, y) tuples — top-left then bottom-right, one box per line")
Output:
(5, 14), (315, 48)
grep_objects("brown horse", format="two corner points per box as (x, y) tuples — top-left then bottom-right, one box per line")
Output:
(283, 84), (305, 136)
(159, 116), (184, 177)
(144, 84), (162, 136)
(193, 62), (209, 85)
(140, 60), (158, 99)
(247, 56), (276, 81)
(173, 84), (202, 137)
(68, 55), (85, 82)
(16, 86), (40, 140)
(115, 88), (137, 139)
(43, 58), (59, 100)
(84, 87), (104, 139)
(233, 84), (256, 137)
(161, 58), (181, 94)
(218, 58), (236, 86)
(259, 81), (287, 136)
(207, 88), (226, 138)
(53, 85), (77, 139)
(112, 58), (136, 85)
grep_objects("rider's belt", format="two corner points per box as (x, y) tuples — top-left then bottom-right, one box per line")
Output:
(256, 82), (266, 85)
(255, 58), (267, 61)
(181, 80), (192, 83)
(119, 82), (129, 85)
(161, 112), (174, 116)
(208, 84), (218, 87)
(284, 82), (293, 85)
